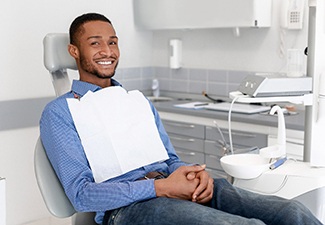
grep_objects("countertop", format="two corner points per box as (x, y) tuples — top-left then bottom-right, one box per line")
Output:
(152, 99), (305, 131)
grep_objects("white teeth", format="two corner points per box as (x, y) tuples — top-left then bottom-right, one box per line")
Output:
(98, 61), (112, 65)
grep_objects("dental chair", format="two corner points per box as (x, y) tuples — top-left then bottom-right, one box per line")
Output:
(34, 33), (97, 225)
(43, 33), (76, 96)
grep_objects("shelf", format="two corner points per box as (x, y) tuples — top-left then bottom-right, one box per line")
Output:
(229, 91), (313, 106)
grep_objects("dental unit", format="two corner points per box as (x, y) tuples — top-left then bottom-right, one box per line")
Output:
(220, 1), (325, 223)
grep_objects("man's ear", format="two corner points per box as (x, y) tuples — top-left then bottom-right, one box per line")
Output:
(68, 44), (79, 59)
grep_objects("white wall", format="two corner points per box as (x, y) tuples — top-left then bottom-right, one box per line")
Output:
(0, 128), (43, 225)
(107, 1), (153, 69)
(150, 0), (309, 73)
(0, 0), (153, 102)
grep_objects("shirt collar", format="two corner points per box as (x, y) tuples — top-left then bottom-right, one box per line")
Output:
(71, 79), (122, 98)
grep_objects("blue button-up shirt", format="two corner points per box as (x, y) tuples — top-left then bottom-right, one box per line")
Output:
(40, 79), (186, 224)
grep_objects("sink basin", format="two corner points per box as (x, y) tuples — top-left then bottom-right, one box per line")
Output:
(220, 154), (271, 179)
(147, 96), (173, 102)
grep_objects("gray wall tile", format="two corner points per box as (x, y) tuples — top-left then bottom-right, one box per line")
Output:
(117, 67), (249, 98)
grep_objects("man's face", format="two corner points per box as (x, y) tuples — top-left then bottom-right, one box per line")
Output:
(70, 21), (120, 82)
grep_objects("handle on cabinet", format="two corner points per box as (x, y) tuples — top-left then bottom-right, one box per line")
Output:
(176, 150), (196, 156)
(170, 136), (195, 142)
(222, 130), (257, 138)
(206, 154), (221, 160)
(164, 122), (196, 129)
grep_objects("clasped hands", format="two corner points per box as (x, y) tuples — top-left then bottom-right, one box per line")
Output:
(155, 165), (214, 204)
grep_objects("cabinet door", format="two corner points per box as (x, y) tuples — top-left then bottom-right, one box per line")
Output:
(205, 126), (267, 148)
(205, 168), (228, 179)
(175, 148), (205, 165)
(162, 120), (205, 164)
(163, 120), (205, 139)
(204, 140), (224, 170)
(169, 134), (204, 153)
(134, 0), (272, 30)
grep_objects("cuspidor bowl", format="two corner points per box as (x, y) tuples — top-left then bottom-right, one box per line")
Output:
(220, 154), (271, 179)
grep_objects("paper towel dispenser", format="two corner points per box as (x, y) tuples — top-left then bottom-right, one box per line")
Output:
(133, 0), (272, 30)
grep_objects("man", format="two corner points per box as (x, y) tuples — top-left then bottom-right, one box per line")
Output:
(40, 13), (322, 225)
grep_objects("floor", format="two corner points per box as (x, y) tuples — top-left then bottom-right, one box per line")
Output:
(23, 217), (71, 225)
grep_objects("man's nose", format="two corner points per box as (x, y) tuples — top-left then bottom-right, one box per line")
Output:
(99, 44), (113, 55)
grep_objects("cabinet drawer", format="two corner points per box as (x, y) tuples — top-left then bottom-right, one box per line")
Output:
(163, 120), (205, 139)
(204, 140), (225, 156)
(204, 140), (253, 156)
(206, 168), (228, 179)
(205, 126), (267, 148)
(169, 134), (204, 152)
(205, 154), (223, 170)
(175, 148), (205, 165)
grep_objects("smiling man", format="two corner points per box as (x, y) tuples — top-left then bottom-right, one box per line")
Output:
(68, 16), (119, 86)
(40, 13), (322, 225)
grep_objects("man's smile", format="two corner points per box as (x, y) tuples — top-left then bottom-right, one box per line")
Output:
(97, 60), (113, 65)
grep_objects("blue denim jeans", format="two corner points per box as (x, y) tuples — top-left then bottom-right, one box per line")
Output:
(103, 178), (322, 225)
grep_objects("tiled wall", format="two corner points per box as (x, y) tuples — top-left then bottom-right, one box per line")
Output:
(114, 67), (154, 92)
(115, 67), (253, 97)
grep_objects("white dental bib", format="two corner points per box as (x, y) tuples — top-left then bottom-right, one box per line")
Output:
(67, 86), (169, 183)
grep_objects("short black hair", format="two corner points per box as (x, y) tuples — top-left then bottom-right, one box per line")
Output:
(69, 13), (112, 45)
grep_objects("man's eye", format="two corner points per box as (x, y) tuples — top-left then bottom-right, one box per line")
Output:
(110, 41), (117, 45)
(91, 42), (99, 46)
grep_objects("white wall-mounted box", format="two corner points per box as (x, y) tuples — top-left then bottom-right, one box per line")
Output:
(0, 178), (5, 225)
(133, 0), (272, 30)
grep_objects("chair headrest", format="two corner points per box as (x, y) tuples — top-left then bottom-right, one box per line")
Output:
(43, 33), (77, 72)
